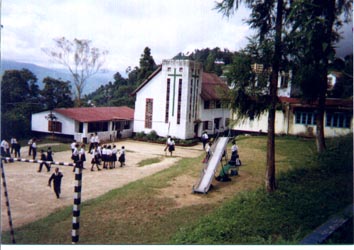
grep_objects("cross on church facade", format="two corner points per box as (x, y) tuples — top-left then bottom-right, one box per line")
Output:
(168, 68), (182, 116)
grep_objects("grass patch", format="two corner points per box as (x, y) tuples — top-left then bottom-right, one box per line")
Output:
(2, 135), (352, 244)
(137, 157), (162, 167)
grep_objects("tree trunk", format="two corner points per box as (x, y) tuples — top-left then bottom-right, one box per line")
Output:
(265, 0), (283, 192)
(315, 80), (327, 153)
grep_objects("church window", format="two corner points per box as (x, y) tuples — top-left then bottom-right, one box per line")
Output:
(145, 98), (153, 128)
(189, 79), (193, 122)
(177, 79), (182, 124)
(165, 79), (170, 123)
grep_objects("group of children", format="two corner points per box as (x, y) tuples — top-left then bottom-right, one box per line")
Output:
(70, 140), (126, 171)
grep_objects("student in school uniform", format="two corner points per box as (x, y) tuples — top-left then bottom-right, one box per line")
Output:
(38, 149), (51, 172)
(72, 144), (80, 172)
(88, 134), (95, 154)
(101, 145), (108, 169)
(70, 140), (77, 153)
(111, 145), (118, 168)
(28, 138), (33, 156)
(93, 133), (100, 148)
(168, 139), (175, 156)
(106, 145), (113, 169)
(90, 146), (101, 171)
(31, 139), (37, 160)
(118, 146), (126, 167)
(48, 167), (63, 199)
(79, 144), (86, 169)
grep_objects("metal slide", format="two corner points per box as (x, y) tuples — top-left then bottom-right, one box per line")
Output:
(192, 137), (229, 194)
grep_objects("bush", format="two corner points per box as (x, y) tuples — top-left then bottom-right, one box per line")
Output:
(147, 130), (159, 141)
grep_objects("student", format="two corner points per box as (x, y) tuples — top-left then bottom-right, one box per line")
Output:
(79, 144), (86, 169)
(38, 149), (50, 172)
(90, 146), (101, 171)
(72, 144), (80, 172)
(93, 133), (100, 147)
(106, 145), (113, 169)
(164, 136), (172, 152)
(88, 134), (95, 153)
(111, 145), (118, 168)
(28, 138), (33, 156)
(168, 139), (175, 156)
(14, 140), (21, 158)
(118, 146), (126, 167)
(201, 132), (209, 150)
(70, 140), (77, 153)
(101, 145), (108, 169)
(31, 139), (37, 160)
(48, 167), (63, 199)
(204, 142), (212, 162)
(10, 137), (16, 155)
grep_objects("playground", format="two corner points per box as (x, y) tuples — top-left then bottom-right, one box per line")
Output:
(1, 139), (236, 232)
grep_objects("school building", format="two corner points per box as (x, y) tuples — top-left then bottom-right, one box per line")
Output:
(31, 106), (134, 142)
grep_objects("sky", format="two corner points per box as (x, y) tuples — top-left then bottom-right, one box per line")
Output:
(1, 0), (352, 74)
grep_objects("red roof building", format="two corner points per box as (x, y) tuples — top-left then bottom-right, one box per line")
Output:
(32, 106), (135, 142)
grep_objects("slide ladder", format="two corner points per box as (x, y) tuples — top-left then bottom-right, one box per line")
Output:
(192, 137), (229, 194)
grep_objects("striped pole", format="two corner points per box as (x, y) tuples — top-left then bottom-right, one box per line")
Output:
(2, 157), (75, 167)
(72, 161), (83, 244)
(1, 160), (16, 243)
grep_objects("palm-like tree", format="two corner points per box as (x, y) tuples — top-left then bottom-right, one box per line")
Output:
(216, 0), (286, 192)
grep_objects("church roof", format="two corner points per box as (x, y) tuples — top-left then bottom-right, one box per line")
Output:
(131, 67), (229, 101)
(54, 106), (134, 123)
(200, 72), (229, 101)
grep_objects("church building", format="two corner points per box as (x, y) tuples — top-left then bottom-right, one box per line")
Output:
(132, 59), (230, 139)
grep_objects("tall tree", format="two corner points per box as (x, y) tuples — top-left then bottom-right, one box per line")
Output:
(216, 0), (287, 192)
(41, 77), (74, 110)
(288, 0), (352, 153)
(42, 37), (108, 107)
(138, 47), (157, 83)
(1, 69), (42, 139)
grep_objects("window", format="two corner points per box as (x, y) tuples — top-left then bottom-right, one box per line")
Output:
(165, 79), (170, 123)
(179, 67), (183, 72)
(177, 79), (182, 124)
(48, 121), (62, 133)
(295, 111), (316, 125)
(204, 101), (210, 109)
(203, 121), (212, 130)
(215, 100), (221, 109)
(326, 112), (351, 128)
(280, 73), (289, 88)
(88, 122), (109, 132)
(145, 99), (153, 128)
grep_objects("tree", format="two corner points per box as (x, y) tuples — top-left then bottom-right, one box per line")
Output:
(138, 47), (157, 83)
(41, 77), (74, 110)
(1, 69), (42, 139)
(288, 0), (352, 153)
(216, 0), (287, 192)
(42, 37), (108, 106)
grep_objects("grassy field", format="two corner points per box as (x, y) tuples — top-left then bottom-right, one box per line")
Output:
(2, 134), (352, 244)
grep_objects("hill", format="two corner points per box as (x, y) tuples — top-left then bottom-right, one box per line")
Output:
(0, 60), (116, 94)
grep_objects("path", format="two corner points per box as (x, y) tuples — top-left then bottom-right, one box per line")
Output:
(1, 140), (204, 231)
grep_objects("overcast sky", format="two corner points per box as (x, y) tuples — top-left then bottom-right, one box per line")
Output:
(1, 0), (352, 74)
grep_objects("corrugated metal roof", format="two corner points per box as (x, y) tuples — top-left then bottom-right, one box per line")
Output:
(54, 106), (134, 123)
(200, 72), (229, 101)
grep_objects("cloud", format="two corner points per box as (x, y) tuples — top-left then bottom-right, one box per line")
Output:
(2, 0), (351, 75)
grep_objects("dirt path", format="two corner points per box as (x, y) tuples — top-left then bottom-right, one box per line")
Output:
(1, 140), (204, 232)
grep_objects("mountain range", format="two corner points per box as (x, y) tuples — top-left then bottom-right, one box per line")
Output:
(0, 60), (116, 94)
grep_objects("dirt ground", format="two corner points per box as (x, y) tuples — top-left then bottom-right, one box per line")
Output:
(1, 140), (206, 232)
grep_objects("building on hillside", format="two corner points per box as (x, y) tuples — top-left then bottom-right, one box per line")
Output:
(230, 66), (353, 137)
(132, 59), (231, 139)
(31, 106), (134, 142)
